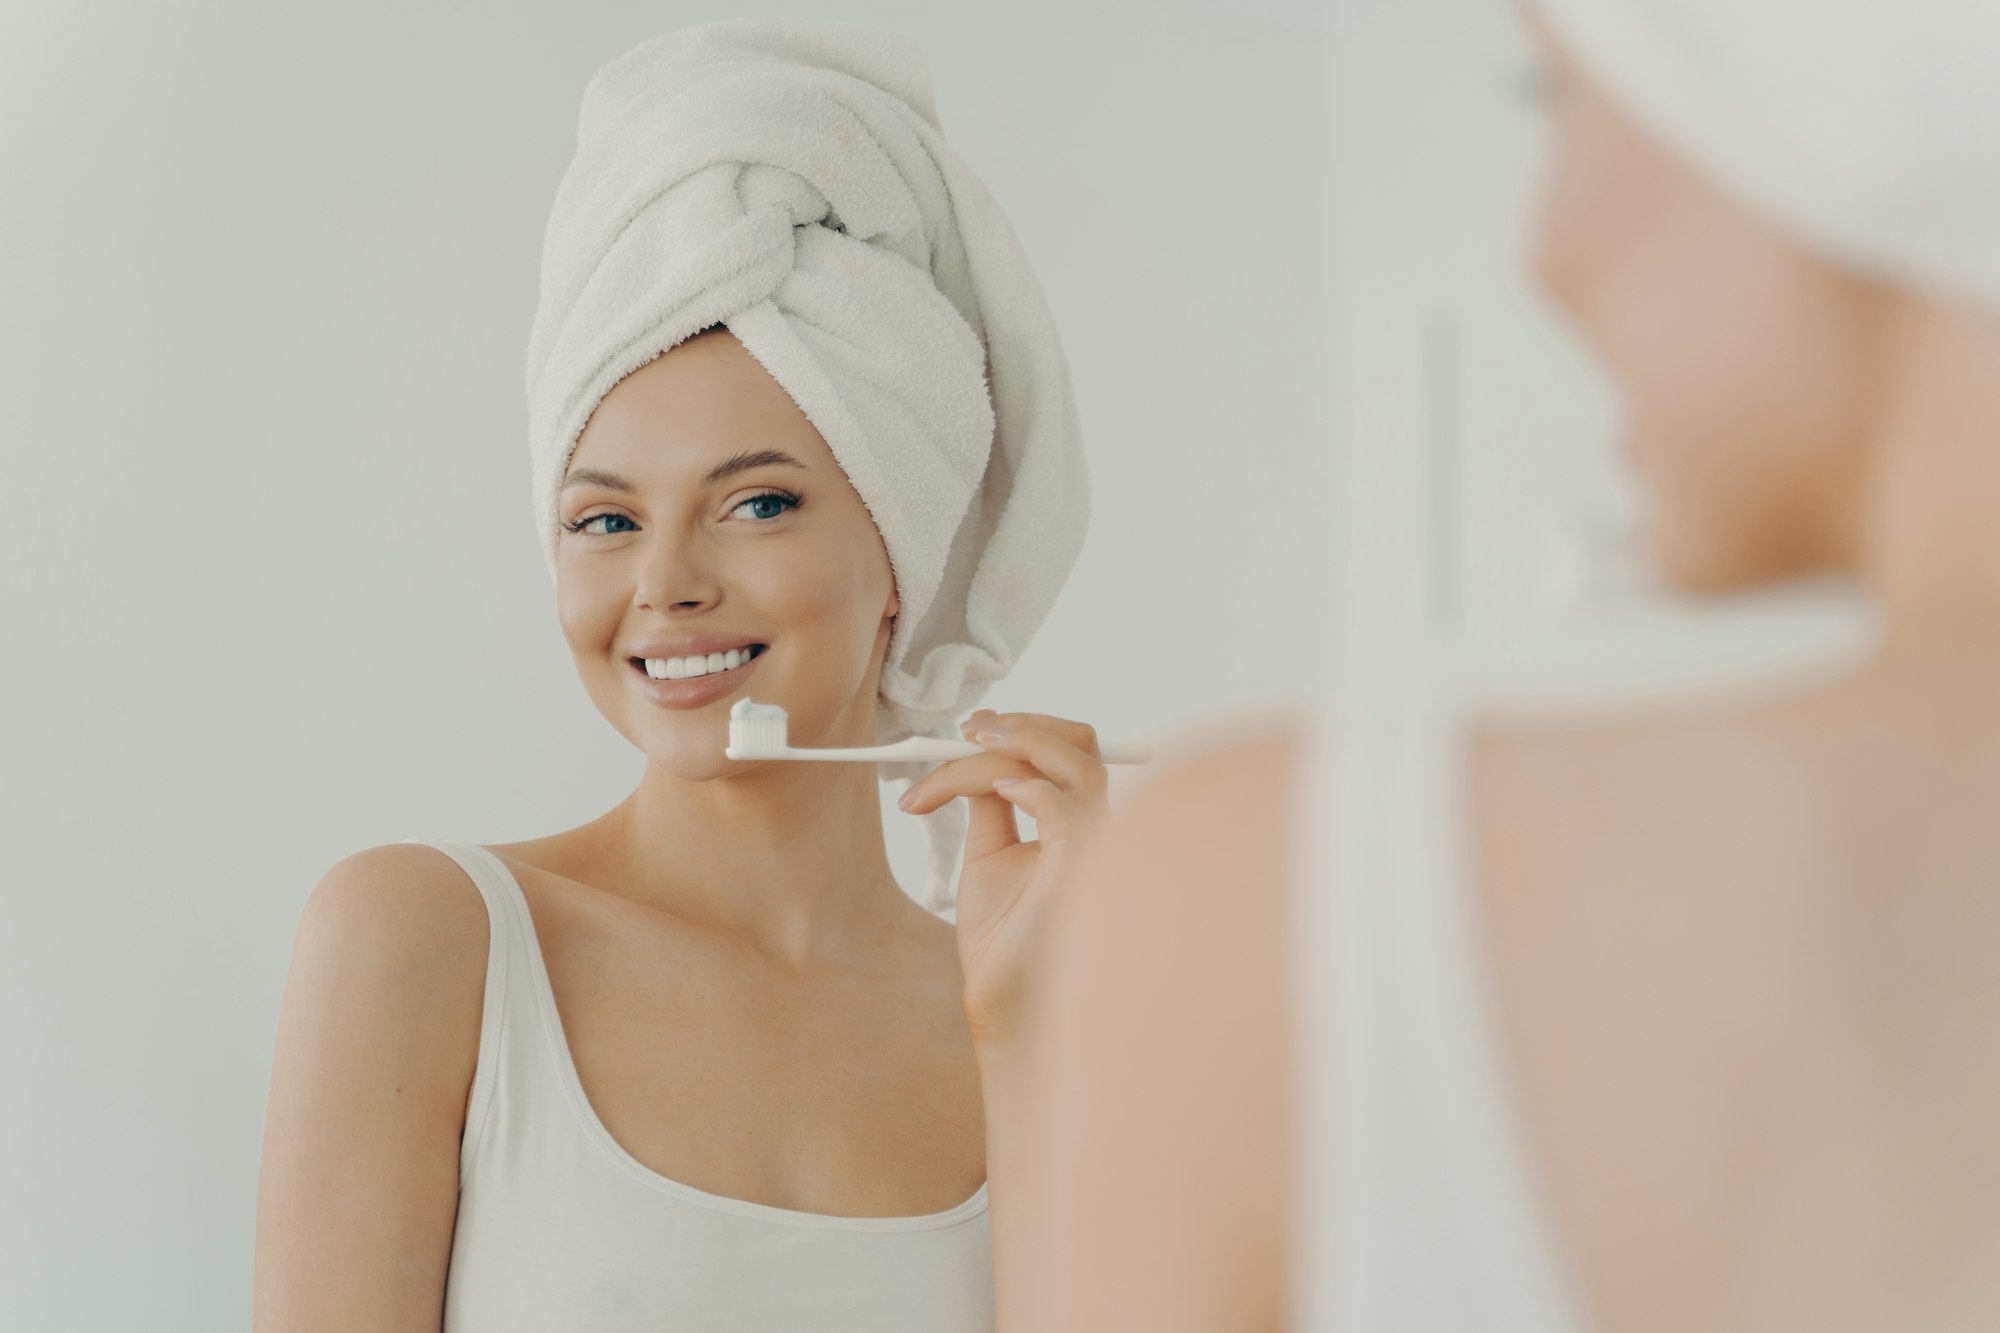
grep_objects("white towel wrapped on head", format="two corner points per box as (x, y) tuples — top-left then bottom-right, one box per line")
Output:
(525, 17), (1089, 913)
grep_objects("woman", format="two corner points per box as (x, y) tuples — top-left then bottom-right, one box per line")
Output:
(253, 19), (1109, 1330)
(1019, 1), (2000, 1329)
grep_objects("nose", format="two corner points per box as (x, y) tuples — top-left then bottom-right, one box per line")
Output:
(1530, 229), (1564, 305)
(631, 526), (724, 614)
(1526, 197), (1580, 316)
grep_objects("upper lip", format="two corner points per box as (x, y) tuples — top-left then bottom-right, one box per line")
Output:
(624, 633), (767, 661)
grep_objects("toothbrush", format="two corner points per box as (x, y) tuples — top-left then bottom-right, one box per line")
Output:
(725, 698), (1152, 764)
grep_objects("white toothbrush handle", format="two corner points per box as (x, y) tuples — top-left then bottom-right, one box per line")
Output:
(777, 738), (1152, 764)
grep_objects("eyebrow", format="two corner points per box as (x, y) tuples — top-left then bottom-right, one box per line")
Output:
(559, 448), (810, 494)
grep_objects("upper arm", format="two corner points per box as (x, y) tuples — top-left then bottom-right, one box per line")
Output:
(1020, 723), (1300, 1332)
(253, 843), (492, 1332)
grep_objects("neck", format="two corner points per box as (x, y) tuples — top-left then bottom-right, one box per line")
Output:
(1851, 291), (2000, 687)
(588, 737), (924, 970)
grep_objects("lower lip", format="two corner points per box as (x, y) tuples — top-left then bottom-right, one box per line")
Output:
(628, 648), (766, 710)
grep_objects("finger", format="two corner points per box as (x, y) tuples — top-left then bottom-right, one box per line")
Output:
(900, 720), (1114, 815)
(993, 780), (1112, 871)
(899, 731), (1105, 814)
(899, 751), (1041, 815)
(963, 711), (1100, 758)
(965, 726), (1108, 798)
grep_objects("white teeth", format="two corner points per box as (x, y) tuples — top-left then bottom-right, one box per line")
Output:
(641, 645), (760, 681)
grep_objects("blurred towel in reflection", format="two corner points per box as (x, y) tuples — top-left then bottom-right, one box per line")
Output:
(1532, 0), (2000, 318)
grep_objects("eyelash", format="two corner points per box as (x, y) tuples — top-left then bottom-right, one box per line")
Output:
(561, 488), (805, 536)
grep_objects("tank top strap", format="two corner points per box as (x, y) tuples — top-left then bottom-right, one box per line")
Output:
(1288, 658), (1589, 1332)
(396, 836), (551, 1178)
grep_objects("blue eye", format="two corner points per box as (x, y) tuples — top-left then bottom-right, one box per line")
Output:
(560, 489), (804, 537)
(562, 511), (637, 536)
(730, 489), (804, 522)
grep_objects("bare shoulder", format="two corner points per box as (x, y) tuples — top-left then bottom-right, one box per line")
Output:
(1074, 709), (1300, 1029)
(1056, 718), (1299, 1014)
(253, 843), (493, 1329)
(302, 842), (496, 959)
(281, 841), (496, 1137)
(1070, 719), (1301, 971)
(1084, 719), (1301, 910)
(1125, 720), (1300, 831)
(1024, 718), (1299, 1333)
(286, 843), (497, 1043)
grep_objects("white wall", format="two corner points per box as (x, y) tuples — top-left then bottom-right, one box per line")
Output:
(0, 0), (1331, 1326)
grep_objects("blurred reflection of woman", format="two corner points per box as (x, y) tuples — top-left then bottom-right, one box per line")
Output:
(1019, 2), (2000, 1329)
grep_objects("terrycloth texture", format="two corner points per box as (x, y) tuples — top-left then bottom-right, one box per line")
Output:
(1531, 0), (2000, 319)
(525, 18), (1089, 912)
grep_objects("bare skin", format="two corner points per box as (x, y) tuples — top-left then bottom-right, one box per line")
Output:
(1019, 11), (2000, 1333)
(255, 326), (1109, 1327)
(476, 833), (988, 1215)
(492, 325), (991, 1218)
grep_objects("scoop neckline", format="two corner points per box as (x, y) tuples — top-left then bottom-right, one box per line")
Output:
(449, 839), (990, 1233)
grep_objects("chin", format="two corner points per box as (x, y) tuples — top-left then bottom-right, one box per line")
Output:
(621, 710), (735, 771)
(647, 746), (740, 783)
(1645, 514), (1786, 598)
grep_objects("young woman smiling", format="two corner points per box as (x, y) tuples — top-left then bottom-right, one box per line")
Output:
(256, 17), (1103, 1330)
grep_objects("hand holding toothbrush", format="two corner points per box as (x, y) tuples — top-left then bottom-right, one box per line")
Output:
(723, 696), (1141, 1049)
(896, 708), (1113, 1051)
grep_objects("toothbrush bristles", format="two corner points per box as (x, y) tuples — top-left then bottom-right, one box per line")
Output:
(727, 698), (791, 755)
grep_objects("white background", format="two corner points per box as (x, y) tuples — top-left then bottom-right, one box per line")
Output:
(2, 0), (1874, 1327)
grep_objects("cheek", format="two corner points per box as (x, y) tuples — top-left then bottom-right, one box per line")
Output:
(1532, 97), (1655, 318)
(1622, 248), (1875, 587)
(741, 521), (894, 649)
(1546, 130), (1835, 474)
(1530, 149), (1597, 310)
(555, 563), (624, 659)
(1532, 101), (1876, 588)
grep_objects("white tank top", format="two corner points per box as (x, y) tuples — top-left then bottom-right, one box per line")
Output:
(1287, 658), (1592, 1332)
(400, 838), (994, 1331)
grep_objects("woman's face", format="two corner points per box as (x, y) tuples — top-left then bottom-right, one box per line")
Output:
(1522, 14), (1891, 594)
(555, 328), (899, 778)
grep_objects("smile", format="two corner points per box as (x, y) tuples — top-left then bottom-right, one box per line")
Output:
(625, 644), (769, 712)
(631, 644), (768, 680)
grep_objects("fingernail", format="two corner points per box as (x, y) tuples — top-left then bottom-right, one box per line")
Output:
(976, 723), (1012, 739)
(897, 788), (919, 811)
(991, 777), (1020, 790)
